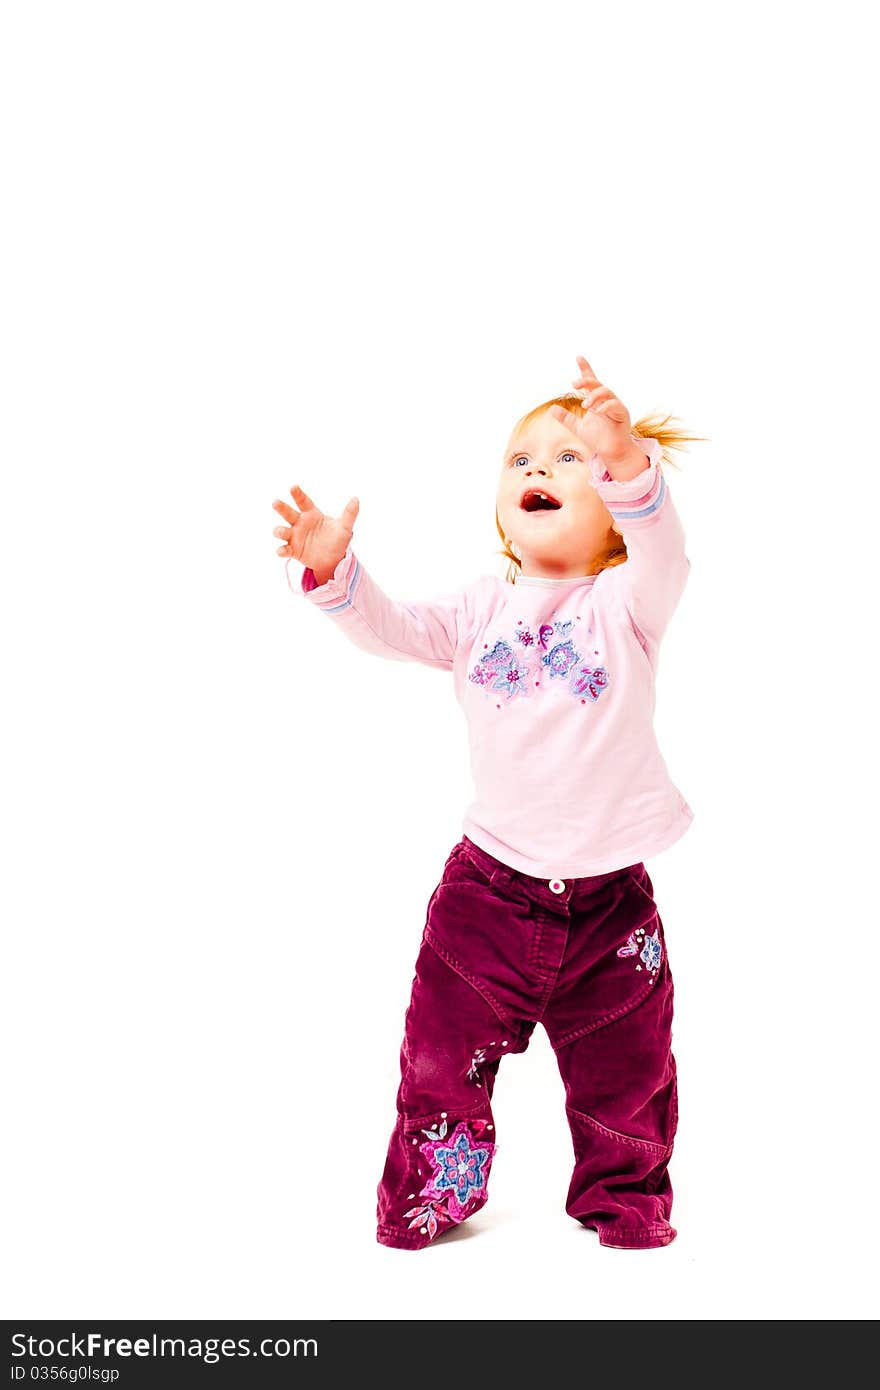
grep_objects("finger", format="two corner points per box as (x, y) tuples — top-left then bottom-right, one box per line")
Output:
(272, 498), (300, 524)
(338, 496), (360, 529)
(548, 404), (589, 435)
(592, 399), (628, 423)
(276, 544), (293, 556)
(580, 386), (616, 412)
(575, 353), (598, 377)
(572, 355), (601, 388)
(290, 483), (318, 511)
(273, 525), (292, 540)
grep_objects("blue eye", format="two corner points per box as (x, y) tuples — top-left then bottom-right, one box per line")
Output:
(511, 452), (577, 467)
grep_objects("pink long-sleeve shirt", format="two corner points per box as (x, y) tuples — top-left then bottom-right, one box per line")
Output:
(289, 436), (694, 878)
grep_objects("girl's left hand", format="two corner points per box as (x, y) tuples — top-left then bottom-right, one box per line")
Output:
(548, 354), (634, 464)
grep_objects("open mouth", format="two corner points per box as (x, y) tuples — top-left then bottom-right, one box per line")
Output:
(520, 488), (562, 513)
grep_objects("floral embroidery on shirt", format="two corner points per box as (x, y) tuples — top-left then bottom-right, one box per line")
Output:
(570, 663), (609, 701)
(494, 660), (531, 699)
(482, 639), (515, 667)
(469, 639), (531, 699)
(469, 617), (609, 707)
(541, 639), (579, 681)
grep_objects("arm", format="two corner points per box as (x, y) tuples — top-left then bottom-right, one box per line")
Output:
(287, 545), (464, 671)
(589, 436), (691, 652)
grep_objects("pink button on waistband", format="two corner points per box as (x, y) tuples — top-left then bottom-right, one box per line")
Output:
(548, 879), (565, 894)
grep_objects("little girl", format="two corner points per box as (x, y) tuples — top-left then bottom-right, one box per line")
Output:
(272, 354), (697, 1251)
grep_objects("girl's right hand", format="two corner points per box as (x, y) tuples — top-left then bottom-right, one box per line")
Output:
(271, 485), (360, 584)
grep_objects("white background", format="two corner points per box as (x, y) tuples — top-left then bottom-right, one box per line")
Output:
(2, 1), (877, 1321)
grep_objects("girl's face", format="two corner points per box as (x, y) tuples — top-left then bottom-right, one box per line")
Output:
(496, 410), (618, 579)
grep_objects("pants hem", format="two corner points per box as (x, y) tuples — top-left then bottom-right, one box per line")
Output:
(592, 1221), (677, 1249)
(376, 1223), (436, 1250)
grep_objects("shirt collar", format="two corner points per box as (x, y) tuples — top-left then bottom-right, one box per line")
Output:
(514, 572), (597, 587)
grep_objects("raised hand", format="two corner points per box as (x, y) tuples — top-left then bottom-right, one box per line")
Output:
(272, 484), (360, 582)
(547, 354), (635, 466)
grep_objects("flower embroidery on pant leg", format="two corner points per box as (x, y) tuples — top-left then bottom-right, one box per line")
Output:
(467, 1047), (487, 1084)
(419, 1121), (495, 1218)
(640, 930), (662, 972)
(398, 1114), (496, 1242)
(402, 1200), (445, 1241)
(617, 923), (663, 976)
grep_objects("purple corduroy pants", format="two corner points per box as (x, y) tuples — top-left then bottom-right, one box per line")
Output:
(376, 835), (678, 1251)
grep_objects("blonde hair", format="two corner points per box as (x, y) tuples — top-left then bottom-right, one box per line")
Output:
(496, 392), (708, 584)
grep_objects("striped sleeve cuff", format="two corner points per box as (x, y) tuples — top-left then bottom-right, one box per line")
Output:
(284, 545), (361, 609)
(588, 436), (666, 529)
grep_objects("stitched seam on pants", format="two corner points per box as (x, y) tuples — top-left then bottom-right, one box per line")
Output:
(533, 966), (561, 1023)
(423, 930), (513, 1028)
(551, 977), (658, 1048)
(527, 921), (543, 973)
(625, 865), (655, 899)
(565, 1103), (671, 1158)
(529, 917), (567, 1022)
(402, 1099), (488, 1130)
